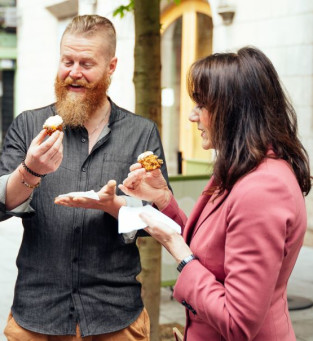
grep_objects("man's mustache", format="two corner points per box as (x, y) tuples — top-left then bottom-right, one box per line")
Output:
(59, 77), (93, 89)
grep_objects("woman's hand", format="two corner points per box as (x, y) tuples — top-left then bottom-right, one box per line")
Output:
(119, 163), (172, 210)
(140, 212), (192, 263)
(54, 180), (126, 218)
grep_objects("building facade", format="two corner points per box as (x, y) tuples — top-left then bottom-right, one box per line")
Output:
(15, 0), (313, 244)
(0, 0), (16, 149)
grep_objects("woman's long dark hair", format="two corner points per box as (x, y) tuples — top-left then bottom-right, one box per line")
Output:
(188, 46), (311, 196)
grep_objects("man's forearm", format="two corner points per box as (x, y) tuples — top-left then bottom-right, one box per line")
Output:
(6, 165), (40, 211)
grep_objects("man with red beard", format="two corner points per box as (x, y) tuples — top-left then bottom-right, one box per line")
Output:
(0, 15), (168, 340)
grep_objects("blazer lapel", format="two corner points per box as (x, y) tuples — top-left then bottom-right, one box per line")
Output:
(193, 190), (229, 236)
(183, 177), (229, 244)
(183, 177), (215, 244)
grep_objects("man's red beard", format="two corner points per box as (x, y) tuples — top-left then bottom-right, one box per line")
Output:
(54, 74), (110, 127)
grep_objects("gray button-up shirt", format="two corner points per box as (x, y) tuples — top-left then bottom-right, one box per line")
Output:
(0, 100), (169, 337)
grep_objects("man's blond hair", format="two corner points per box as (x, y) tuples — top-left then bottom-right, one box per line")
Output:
(62, 15), (116, 58)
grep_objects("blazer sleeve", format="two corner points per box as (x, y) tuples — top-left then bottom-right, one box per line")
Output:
(161, 194), (188, 229)
(173, 170), (299, 340)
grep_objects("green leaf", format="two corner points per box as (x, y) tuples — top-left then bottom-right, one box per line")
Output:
(113, 0), (134, 18)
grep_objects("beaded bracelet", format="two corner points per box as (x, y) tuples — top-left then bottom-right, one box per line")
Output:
(22, 159), (47, 178)
(19, 168), (41, 189)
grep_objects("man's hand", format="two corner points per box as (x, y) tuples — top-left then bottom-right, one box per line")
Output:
(54, 180), (126, 218)
(24, 129), (64, 176)
(5, 129), (64, 211)
(119, 163), (171, 210)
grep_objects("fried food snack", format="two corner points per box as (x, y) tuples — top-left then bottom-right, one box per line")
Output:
(137, 151), (163, 171)
(43, 115), (63, 135)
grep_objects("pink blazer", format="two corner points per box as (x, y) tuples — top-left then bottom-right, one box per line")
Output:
(162, 157), (307, 341)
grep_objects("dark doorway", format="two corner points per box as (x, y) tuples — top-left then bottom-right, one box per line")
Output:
(1, 69), (14, 150)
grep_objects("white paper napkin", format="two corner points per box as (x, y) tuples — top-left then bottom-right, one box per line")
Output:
(57, 190), (100, 200)
(118, 205), (181, 234)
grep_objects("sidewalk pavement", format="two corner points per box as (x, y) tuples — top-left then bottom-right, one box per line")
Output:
(1, 217), (313, 341)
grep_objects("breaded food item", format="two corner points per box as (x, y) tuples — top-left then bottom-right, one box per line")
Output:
(137, 151), (163, 171)
(43, 115), (63, 135)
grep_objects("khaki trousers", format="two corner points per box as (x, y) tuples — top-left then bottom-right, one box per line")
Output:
(4, 309), (150, 341)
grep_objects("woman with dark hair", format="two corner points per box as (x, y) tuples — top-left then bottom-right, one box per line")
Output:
(119, 46), (311, 340)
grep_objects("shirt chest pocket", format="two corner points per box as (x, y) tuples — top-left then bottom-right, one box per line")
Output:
(92, 153), (136, 192)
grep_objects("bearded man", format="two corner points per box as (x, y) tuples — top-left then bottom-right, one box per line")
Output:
(0, 15), (168, 341)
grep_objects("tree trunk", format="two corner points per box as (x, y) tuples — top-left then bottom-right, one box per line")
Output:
(133, 0), (161, 130)
(137, 237), (162, 341)
(133, 1), (162, 340)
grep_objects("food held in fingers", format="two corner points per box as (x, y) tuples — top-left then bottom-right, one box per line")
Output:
(43, 115), (63, 135)
(137, 151), (163, 171)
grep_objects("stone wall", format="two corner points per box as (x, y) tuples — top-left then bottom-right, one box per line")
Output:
(212, 0), (313, 245)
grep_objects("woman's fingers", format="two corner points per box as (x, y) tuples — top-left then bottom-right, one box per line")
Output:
(118, 184), (130, 195)
(141, 212), (191, 262)
(140, 212), (154, 226)
(140, 212), (169, 234)
(122, 169), (144, 188)
(129, 163), (143, 171)
(150, 168), (162, 178)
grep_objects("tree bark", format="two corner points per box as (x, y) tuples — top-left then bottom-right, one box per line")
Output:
(133, 0), (162, 130)
(137, 237), (162, 341)
(133, 1), (162, 340)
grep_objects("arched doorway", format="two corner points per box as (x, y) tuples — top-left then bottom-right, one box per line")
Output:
(161, 0), (214, 175)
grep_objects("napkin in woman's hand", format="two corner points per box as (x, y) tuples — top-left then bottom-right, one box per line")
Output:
(118, 205), (181, 234)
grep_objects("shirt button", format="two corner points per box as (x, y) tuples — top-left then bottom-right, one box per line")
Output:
(82, 168), (86, 172)
(74, 227), (80, 234)
(81, 138), (86, 143)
